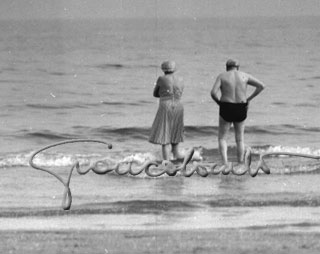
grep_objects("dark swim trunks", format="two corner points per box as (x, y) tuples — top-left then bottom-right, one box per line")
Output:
(219, 101), (248, 122)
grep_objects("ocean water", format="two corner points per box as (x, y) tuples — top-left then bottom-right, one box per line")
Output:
(0, 16), (320, 224)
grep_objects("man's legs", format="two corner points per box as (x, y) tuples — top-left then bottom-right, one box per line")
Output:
(162, 144), (171, 160)
(233, 121), (245, 163)
(218, 116), (231, 165)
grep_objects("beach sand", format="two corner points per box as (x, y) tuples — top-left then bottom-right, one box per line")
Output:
(2, 228), (320, 254)
(2, 164), (320, 254)
(1, 204), (320, 253)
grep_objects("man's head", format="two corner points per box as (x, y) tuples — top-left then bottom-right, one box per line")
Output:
(161, 61), (176, 74)
(226, 59), (240, 71)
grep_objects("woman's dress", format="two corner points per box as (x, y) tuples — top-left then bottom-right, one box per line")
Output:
(149, 81), (184, 145)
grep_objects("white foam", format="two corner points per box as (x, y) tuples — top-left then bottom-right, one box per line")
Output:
(122, 152), (158, 164)
(252, 145), (320, 156)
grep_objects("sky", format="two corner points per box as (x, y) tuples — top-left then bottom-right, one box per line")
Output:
(0, 0), (319, 20)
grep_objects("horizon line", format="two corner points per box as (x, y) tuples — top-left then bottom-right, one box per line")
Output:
(0, 14), (318, 22)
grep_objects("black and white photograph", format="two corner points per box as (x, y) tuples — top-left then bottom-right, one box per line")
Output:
(1, 0), (320, 253)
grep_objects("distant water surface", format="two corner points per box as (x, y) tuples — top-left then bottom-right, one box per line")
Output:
(0, 16), (319, 168)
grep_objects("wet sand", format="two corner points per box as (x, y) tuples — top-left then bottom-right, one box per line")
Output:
(2, 166), (320, 253)
(2, 205), (320, 254)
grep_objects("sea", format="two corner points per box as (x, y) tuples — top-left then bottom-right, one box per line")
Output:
(0, 16), (320, 231)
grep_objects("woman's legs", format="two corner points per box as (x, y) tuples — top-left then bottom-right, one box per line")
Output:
(162, 143), (184, 161)
(162, 144), (171, 160)
(172, 143), (184, 160)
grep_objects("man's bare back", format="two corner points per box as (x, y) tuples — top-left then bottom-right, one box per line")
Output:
(211, 69), (265, 105)
(217, 70), (248, 103)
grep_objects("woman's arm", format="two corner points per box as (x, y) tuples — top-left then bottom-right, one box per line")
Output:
(153, 78), (161, 98)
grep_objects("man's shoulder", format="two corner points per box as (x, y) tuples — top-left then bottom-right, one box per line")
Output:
(237, 70), (250, 76)
(218, 71), (228, 78)
(236, 71), (251, 81)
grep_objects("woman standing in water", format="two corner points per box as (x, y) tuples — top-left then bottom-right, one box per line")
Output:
(149, 61), (185, 161)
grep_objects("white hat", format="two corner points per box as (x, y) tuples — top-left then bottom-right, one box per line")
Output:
(161, 61), (176, 72)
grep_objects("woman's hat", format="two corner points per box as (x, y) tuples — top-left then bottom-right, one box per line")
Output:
(161, 61), (176, 72)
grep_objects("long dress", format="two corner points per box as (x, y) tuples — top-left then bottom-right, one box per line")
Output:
(149, 77), (184, 145)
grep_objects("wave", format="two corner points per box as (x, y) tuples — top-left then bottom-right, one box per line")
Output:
(36, 68), (70, 76)
(294, 103), (317, 108)
(100, 100), (151, 106)
(92, 126), (151, 137)
(0, 200), (197, 217)
(0, 79), (27, 84)
(95, 63), (124, 69)
(0, 150), (157, 169)
(206, 197), (320, 208)
(298, 75), (320, 81)
(66, 124), (320, 140)
(25, 100), (152, 110)
(2, 197), (320, 217)
(1, 145), (319, 175)
(49, 71), (68, 76)
(22, 129), (79, 140)
(26, 103), (87, 110)
(3, 124), (319, 172)
(94, 63), (158, 70)
(73, 124), (320, 140)
(251, 145), (320, 156)
(8, 123), (320, 151)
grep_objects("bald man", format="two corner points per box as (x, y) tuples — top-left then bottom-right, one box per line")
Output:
(211, 59), (265, 166)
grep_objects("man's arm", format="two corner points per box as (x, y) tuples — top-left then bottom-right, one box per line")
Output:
(246, 75), (265, 102)
(211, 75), (221, 105)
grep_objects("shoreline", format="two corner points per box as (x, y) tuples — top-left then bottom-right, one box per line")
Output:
(1, 206), (320, 231)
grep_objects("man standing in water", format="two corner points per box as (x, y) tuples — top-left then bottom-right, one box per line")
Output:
(211, 59), (265, 167)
